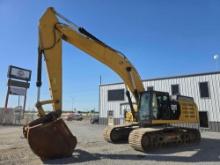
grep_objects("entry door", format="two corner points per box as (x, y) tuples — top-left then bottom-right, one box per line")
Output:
(107, 110), (114, 126)
(199, 111), (209, 128)
(120, 103), (131, 124)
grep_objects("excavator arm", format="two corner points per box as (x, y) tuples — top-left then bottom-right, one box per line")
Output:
(37, 7), (144, 119)
(26, 8), (201, 159)
(24, 7), (145, 160)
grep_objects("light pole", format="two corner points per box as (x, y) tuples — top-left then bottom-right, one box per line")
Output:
(213, 54), (219, 71)
(99, 75), (102, 85)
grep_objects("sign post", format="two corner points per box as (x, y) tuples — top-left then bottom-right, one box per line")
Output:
(4, 65), (31, 120)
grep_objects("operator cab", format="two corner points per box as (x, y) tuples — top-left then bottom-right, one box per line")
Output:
(138, 91), (180, 126)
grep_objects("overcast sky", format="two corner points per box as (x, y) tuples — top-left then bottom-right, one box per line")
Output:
(0, 0), (219, 111)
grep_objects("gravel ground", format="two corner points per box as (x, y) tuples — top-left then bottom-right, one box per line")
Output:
(0, 120), (220, 165)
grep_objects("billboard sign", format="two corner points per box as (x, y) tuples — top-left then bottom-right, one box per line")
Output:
(9, 86), (26, 96)
(8, 79), (30, 88)
(8, 65), (31, 81)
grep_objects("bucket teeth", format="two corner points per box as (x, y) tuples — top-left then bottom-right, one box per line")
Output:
(26, 118), (77, 160)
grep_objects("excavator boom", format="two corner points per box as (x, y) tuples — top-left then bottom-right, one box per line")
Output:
(37, 7), (144, 115)
(24, 7), (144, 159)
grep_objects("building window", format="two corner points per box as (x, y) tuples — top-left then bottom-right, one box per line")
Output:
(147, 86), (154, 91)
(108, 89), (124, 101)
(199, 82), (210, 98)
(199, 111), (208, 128)
(171, 84), (180, 95)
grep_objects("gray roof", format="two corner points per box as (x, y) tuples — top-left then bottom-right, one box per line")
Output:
(100, 71), (220, 87)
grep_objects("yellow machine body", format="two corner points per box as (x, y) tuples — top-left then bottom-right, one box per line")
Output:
(152, 99), (199, 125)
(24, 7), (200, 159)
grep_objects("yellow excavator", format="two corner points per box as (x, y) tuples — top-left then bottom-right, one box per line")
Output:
(23, 7), (201, 159)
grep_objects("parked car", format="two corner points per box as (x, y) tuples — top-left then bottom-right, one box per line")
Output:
(90, 115), (99, 124)
(66, 112), (83, 121)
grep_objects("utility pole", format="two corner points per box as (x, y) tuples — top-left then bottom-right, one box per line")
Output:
(99, 75), (102, 85)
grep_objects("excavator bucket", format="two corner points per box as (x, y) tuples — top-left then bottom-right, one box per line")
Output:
(26, 118), (77, 160)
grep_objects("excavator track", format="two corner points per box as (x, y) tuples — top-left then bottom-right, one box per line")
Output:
(129, 127), (201, 152)
(103, 124), (138, 143)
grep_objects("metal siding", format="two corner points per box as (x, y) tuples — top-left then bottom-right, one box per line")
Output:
(170, 79), (175, 94)
(207, 75), (214, 121)
(143, 81), (147, 89)
(99, 73), (220, 126)
(186, 77), (192, 96)
(211, 74), (220, 122)
(193, 76), (202, 113)
(191, 77), (200, 112)
(154, 81), (160, 91)
(182, 77), (188, 96)
(99, 87), (102, 117)
(176, 78), (182, 95)
(208, 75), (216, 122)
(211, 75), (218, 121)
(100, 87), (103, 117)
(152, 81), (155, 90)
(168, 79), (171, 93)
(158, 79), (163, 91)
(188, 77), (194, 100)
(216, 74), (220, 122)
(163, 79), (170, 93)
(102, 86), (107, 118)
(168, 79), (172, 94)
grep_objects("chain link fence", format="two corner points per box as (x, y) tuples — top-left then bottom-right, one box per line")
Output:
(0, 108), (37, 125)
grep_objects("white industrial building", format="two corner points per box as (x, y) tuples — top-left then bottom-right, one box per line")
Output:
(99, 71), (220, 132)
